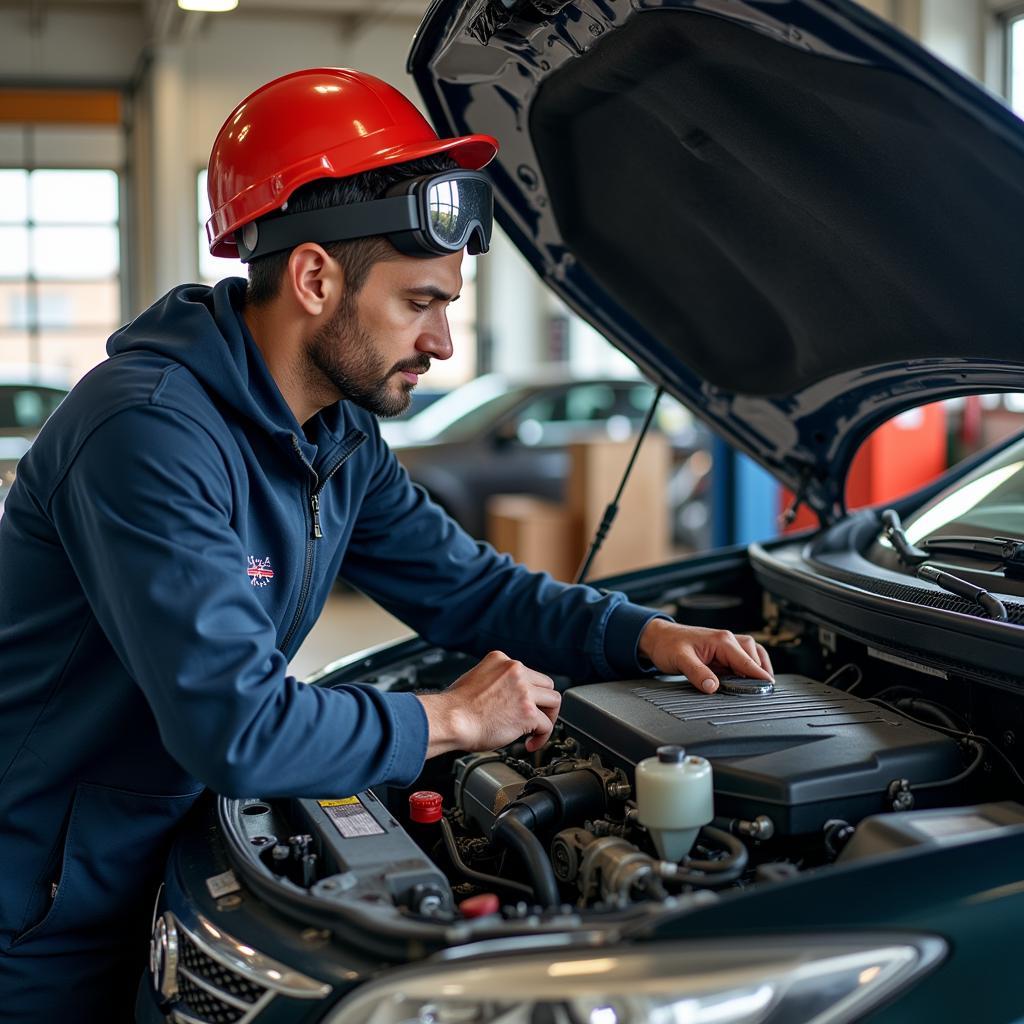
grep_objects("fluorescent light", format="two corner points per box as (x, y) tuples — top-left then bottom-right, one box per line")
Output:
(178, 0), (238, 11)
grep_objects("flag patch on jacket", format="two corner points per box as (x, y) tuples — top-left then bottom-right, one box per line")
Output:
(247, 555), (275, 587)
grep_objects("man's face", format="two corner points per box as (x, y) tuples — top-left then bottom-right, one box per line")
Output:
(306, 251), (462, 418)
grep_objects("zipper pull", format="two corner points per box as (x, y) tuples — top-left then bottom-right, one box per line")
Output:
(310, 492), (323, 540)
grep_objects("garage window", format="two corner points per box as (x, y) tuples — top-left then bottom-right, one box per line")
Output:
(1011, 10), (1024, 111)
(0, 166), (121, 376)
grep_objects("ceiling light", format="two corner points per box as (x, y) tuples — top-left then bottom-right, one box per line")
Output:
(178, 0), (238, 11)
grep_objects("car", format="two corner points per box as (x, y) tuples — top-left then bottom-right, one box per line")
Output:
(138, 2), (1024, 1023)
(0, 367), (70, 522)
(0, 365), (70, 438)
(0, 437), (29, 523)
(380, 371), (710, 544)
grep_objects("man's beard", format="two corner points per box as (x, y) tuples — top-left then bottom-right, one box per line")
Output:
(305, 299), (429, 418)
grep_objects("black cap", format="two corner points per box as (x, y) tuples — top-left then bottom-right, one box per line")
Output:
(656, 745), (686, 763)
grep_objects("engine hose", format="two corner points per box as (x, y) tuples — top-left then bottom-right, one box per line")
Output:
(895, 698), (963, 733)
(911, 739), (985, 791)
(492, 813), (561, 909)
(660, 826), (749, 888)
(438, 817), (534, 900)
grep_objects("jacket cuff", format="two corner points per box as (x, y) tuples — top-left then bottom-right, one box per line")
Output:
(604, 602), (672, 677)
(382, 690), (429, 786)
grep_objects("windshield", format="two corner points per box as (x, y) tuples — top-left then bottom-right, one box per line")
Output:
(903, 437), (1024, 544)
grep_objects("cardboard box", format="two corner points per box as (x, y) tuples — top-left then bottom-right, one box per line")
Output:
(486, 495), (579, 581)
(567, 434), (669, 580)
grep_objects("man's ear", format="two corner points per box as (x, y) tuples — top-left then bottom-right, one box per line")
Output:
(286, 243), (345, 316)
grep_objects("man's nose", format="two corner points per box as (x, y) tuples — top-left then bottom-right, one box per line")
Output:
(416, 310), (454, 361)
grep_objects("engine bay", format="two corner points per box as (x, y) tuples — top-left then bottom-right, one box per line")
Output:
(221, 555), (1024, 946)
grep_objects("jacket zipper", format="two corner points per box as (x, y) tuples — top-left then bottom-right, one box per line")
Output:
(281, 430), (366, 655)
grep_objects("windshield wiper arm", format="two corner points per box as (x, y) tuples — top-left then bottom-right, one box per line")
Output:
(921, 534), (1024, 577)
(880, 508), (928, 566)
(916, 564), (1009, 621)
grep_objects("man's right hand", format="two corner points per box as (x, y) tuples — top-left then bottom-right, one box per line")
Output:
(416, 650), (560, 757)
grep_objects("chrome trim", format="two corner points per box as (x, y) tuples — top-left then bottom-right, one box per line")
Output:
(172, 911), (332, 999)
(170, 1012), (208, 1024)
(153, 912), (180, 1001)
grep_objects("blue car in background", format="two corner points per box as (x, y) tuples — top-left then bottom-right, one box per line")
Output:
(139, 1), (1024, 1022)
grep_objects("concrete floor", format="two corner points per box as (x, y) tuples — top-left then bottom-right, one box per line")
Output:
(288, 589), (413, 681)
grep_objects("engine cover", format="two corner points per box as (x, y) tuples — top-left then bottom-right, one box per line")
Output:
(560, 674), (963, 835)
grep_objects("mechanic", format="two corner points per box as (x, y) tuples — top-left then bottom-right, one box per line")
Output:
(0, 68), (773, 1019)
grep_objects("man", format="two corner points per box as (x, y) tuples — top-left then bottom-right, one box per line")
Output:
(0, 68), (772, 1019)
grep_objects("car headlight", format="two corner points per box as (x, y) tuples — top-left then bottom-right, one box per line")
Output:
(323, 935), (945, 1024)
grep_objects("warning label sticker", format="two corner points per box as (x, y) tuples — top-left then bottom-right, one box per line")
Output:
(318, 796), (384, 838)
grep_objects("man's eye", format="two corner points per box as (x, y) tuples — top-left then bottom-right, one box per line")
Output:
(410, 301), (430, 312)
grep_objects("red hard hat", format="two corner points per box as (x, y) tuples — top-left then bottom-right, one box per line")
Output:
(205, 68), (499, 257)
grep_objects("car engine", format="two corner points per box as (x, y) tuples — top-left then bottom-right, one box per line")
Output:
(227, 620), (1021, 928)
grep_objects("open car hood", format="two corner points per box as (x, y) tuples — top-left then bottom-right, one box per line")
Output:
(409, 0), (1024, 522)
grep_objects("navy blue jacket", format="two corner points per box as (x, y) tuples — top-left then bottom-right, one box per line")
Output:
(0, 278), (660, 1007)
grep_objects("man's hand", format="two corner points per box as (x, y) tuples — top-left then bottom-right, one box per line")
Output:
(416, 650), (560, 757)
(638, 618), (774, 694)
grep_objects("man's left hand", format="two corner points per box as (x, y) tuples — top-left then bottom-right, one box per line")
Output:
(637, 618), (774, 694)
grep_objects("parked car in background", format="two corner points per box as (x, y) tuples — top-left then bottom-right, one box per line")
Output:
(0, 437), (29, 522)
(0, 367), (70, 521)
(381, 371), (712, 546)
(0, 366), (70, 438)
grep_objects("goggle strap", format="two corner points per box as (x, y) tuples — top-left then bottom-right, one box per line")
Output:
(237, 195), (420, 261)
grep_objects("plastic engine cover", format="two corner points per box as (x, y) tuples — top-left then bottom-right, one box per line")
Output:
(560, 674), (963, 835)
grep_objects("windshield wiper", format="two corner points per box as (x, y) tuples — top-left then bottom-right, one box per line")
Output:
(920, 534), (1024, 577)
(916, 564), (1009, 621)
(880, 509), (928, 566)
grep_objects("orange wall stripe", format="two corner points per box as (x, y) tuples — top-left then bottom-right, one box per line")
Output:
(0, 90), (121, 125)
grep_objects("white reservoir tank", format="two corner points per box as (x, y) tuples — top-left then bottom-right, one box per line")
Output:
(635, 745), (713, 861)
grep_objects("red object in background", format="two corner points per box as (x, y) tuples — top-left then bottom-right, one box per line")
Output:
(782, 402), (948, 531)
(409, 790), (444, 824)
(459, 893), (501, 918)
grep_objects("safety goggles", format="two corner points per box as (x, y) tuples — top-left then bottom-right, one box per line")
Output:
(236, 170), (493, 262)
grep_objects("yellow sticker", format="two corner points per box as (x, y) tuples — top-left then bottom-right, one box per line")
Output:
(318, 797), (359, 807)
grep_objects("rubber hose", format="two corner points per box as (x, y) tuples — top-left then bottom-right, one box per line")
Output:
(492, 813), (561, 909)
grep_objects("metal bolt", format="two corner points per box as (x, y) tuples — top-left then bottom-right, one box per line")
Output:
(418, 894), (444, 916)
(217, 894), (242, 910)
(1003, 731), (1016, 747)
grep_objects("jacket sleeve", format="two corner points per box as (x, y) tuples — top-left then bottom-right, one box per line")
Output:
(48, 405), (428, 799)
(341, 424), (666, 680)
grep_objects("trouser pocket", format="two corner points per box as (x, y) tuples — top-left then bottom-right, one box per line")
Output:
(8, 782), (203, 955)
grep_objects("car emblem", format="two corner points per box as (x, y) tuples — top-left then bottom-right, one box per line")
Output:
(150, 912), (179, 1001)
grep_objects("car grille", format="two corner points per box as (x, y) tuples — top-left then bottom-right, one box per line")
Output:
(166, 922), (274, 1024)
(172, 927), (269, 1022)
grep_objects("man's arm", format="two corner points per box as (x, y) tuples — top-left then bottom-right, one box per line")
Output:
(345, 426), (772, 756)
(342, 430), (665, 682)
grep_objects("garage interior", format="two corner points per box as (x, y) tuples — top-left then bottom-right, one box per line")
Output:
(2, 0), (1021, 677)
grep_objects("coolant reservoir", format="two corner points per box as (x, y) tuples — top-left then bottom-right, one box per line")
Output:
(636, 745), (713, 861)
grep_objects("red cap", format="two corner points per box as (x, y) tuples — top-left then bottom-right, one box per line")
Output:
(459, 893), (501, 919)
(409, 790), (443, 824)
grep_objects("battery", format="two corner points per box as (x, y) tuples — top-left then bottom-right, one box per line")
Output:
(293, 791), (454, 915)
